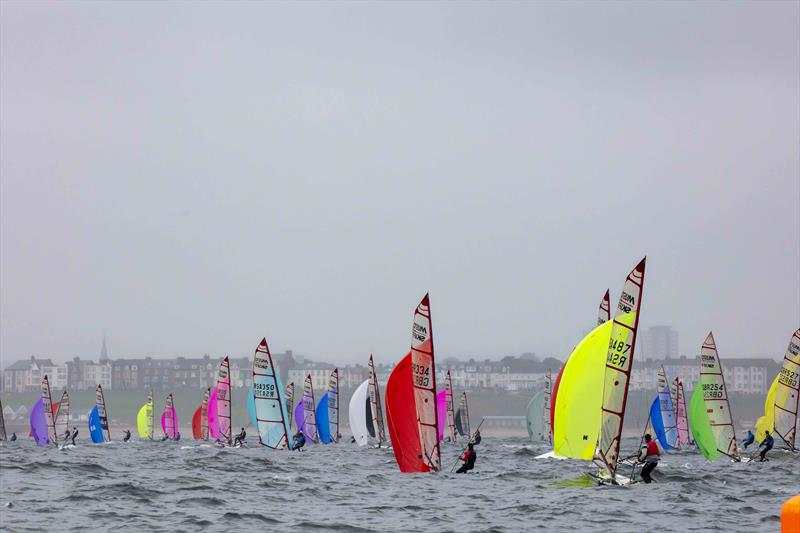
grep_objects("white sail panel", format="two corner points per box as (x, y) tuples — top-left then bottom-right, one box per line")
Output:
(700, 332), (740, 460)
(598, 289), (611, 326)
(411, 293), (440, 471)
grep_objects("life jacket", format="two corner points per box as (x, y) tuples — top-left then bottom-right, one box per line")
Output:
(646, 440), (659, 457)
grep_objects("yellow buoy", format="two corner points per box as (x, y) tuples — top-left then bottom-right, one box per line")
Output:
(782, 494), (800, 533)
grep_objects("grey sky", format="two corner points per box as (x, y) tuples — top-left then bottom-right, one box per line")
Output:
(1, 1), (798, 366)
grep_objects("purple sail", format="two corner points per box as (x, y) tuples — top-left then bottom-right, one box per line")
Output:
(294, 400), (305, 436)
(30, 398), (49, 446)
(436, 390), (447, 442)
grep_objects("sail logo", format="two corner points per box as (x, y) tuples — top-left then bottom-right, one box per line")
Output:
(413, 322), (428, 342)
(254, 357), (270, 370)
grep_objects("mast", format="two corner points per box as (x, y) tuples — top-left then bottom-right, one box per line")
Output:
(252, 338), (290, 450)
(445, 370), (456, 443)
(303, 373), (318, 443)
(328, 368), (340, 443)
(285, 382), (295, 433)
(411, 293), (440, 471)
(216, 356), (232, 444)
(774, 329), (800, 449)
(699, 332), (740, 460)
(368, 355), (386, 445)
(596, 258), (646, 477)
(201, 388), (210, 441)
(41, 375), (57, 446)
(543, 370), (552, 445)
(96, 384), (111, 442)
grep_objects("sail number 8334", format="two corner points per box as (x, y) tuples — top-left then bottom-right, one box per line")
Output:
(411, 363), (431, 388)
(607, 338), (631, 368)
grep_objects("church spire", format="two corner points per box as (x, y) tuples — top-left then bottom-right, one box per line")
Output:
(100, 335), (109, 362)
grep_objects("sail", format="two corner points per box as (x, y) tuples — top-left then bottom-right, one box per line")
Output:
(95, 384), (111, 442)
(655, 367), (678, 449)
(252, 338), (291, 450)
(208, 386), (221, 439)
(328, 368), (340, 443)
(0, 399), (6, 441)
(41, 376), (57, 445)
(192, 387), (210, 441)
(137, 391), (154, 440)
(526, 390), (545, 442)
(88, 405), (105, 444)
(457, 392), (470, 437)
(365, 395), (375, 437)
(755, 377), (778, 443)
(410, 293), (440, 471)
(598, 289), (611, 326)
(551, 289), (611, 440)
(444, 371), (456, 443)
(649, 395), (677, 451)
(54, 390), (70, 440)
(162, 394), (177, 440)
(215, 357), (232, 443)
(368, 355), (386, 445)
(293, 401), (305, 436)
(285, 382), (295, 433)
(436, 390), (447, 442)
(553, 320), (615, 459)
(675, 379), (690, 447)
(30, 398), (49, 445)
(689, 384), (720, 460)
(302, 373), (318, 444)
(386, 352), (429, 472)
(596, 258), (646, 475)
(317, 392), (332, 444)
(543, 370), (552, 444)
(349, 379), (370, 446)
(699, 332), (740, 460)
(774, 328), (800, 449)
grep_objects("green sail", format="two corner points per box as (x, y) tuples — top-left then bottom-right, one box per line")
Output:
(689, 384), (721, 461)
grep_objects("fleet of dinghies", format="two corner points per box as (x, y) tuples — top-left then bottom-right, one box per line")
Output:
(6, 260), (797, 489)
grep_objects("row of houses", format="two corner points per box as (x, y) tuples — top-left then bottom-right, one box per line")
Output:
(1, 353), (781, 395)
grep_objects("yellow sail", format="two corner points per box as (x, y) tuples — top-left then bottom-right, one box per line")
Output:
(137, 402), (153, 439)
(754, 376), (778, 442)
(553, 319), (616, 459)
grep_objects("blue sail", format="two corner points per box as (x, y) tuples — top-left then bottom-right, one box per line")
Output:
(316, 392), (331, 444)
(649, 397), (676, 451)
(88, 405), (105, 444)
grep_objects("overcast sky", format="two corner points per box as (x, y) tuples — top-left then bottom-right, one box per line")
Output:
(1, 1), (798, 366)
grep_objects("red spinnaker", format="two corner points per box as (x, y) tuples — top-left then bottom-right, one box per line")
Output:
(192, 406), (203, 440)
(386, 352), (428, 473)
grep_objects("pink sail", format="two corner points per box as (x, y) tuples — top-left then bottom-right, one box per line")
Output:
(436, 390), (447, 442)
(161, 394), (178, 440)
(216, 357), (233, 443)
(208, 386), (221, 439)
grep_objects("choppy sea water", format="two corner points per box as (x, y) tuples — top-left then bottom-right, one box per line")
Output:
(0, 436), (796, 532)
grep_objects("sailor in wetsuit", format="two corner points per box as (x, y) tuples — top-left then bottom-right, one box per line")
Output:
(743, 430), (755, 449)
(638, 434), (660, 483)
(293, 431), (306, 451)
(10, 433), (16, 441)
(472, 430), (482, 445)
(70, 427), (78, 445)
(456, 443), (477, 473)
(63, 428), (72, 443)
(233, 427), (246, 446)
(123, 429), (131, 442)
(758, 431), (774, 462)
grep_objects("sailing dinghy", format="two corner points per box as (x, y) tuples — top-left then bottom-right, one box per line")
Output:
(162, 394), (178, 440)
(252, 338), (291, 450)
(192, 388), (210, 441)
(89, 384), (111, 444)
(54, 390), (70, 447)
(689, 332), (741, 461)
(349, 379), (371, 446)
(295, 373), (318, 444)
(212, 357), (234, 446)
(137, 390), (154, 440)
(647, 366), (678, 451)
(754, 329), (799, 450)
(455, 392), (470, 438)
(368, 355), (387, 446)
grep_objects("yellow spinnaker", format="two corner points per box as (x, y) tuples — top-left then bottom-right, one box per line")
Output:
(553, 319), (618, 459)
(137, 403), (152, 439)
(755, 375), (778, 442)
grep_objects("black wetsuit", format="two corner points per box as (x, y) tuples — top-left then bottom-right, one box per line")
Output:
(759, 435), (774, 461)
(123, 430), (131, 442)
(294, 433), (306, 450)
(10, 433), (16, 442)
(70, 430), (78, 445)
(472, 433), (482, 445)
(456, 449), (477, 473)
(234, 430), (246, 446)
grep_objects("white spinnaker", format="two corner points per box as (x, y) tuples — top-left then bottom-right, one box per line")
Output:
(774, 329), (800, 449)
(411, 293), (440, 471)
(368, 355), (386, 445)
(328, 368), (339, 443)
(55, 390), (70, 439)
(349, 380), (370, 446)
(41, 376), (57, 445)
(598, 289), (611, 326)
(700, 332), (740, 460)
(544, 370), (552, 444)
(596, 258), (646, 475)
(303, 373), (318, 443)
(445, 370), (457, 443)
